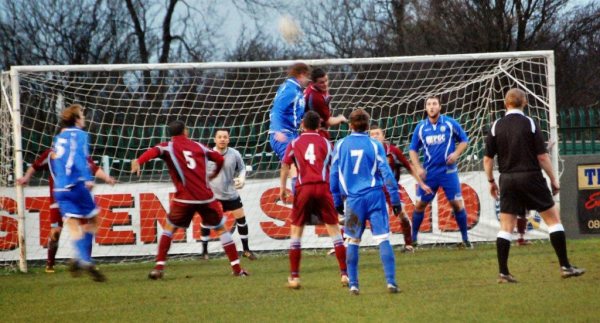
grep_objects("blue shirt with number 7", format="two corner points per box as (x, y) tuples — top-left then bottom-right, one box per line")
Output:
(330, 132), (400, 207)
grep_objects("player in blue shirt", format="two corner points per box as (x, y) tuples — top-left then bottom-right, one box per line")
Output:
(50, 104), (105, 282)
(330, 108), (401, 295)
(409, 96), (471, 248)
(268, 62), (311, 193)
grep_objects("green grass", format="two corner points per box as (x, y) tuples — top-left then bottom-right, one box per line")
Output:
(2, 239), (599, 322)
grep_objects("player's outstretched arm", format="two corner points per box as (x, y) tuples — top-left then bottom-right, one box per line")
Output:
(326, 114), (347, 127)
(132, 146), (162, 176)
(94, 168), (117, 185)
(279, 163), (291, 203)
(16, 166), (36, 186)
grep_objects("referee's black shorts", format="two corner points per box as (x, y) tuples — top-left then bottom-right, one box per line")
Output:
(499, 171), (555, 215)
(218, 197), (243, 212)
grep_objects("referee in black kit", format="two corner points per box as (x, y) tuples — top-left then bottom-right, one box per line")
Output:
(483, 88), (585, 283)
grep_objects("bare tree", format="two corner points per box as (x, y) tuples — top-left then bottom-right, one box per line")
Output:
(0, 0), (135, 69)
(553, 2), (600, 107)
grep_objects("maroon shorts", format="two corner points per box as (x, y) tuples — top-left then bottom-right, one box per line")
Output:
(291, 182), (338, 226)
(50, 203), (63, 228)
(169, 199), (224, 229)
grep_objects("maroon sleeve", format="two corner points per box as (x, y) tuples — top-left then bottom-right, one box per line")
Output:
(394, 146), (412, 171)
(281, 141), (294, 165)
(205, 146), (224, 175)
(306, 91), (331, 124)
(87, 157), (100, 174)
(137, 144), (165, 165)
(313, 94), (331, 123)
(31, 149), (52, 171)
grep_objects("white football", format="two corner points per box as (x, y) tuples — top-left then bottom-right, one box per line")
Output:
(278, 15), (302, 44)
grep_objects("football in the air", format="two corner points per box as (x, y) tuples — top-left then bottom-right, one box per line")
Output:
(278, 15), (302, 44)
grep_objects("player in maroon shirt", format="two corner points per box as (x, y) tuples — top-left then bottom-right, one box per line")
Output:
(369, 124), (432, 252)
(132, 120), (248, 279)
(279, 111), (348, 289)
(304, 68), (347, 139)
(17, 148), (116, 273)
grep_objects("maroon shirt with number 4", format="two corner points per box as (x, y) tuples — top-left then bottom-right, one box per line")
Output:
(282, 131), (332, 186)
(282, 130), (338, 225)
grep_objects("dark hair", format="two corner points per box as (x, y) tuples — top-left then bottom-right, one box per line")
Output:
(425, 96), (441, 105)
(310, 68), (327, 82)
(214, 128), (229, 136)
(302, 110), (321, 130)
(369, 123), (382, 132)
(349, 108), (370, 132)
(288, 62), (310, 78)
(168, 120), (186, 136)
(60, 104), (83, 128)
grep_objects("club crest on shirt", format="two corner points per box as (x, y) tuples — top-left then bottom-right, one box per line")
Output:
(440, 125), (446, 132)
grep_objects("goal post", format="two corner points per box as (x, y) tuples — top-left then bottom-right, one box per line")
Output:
(0, 51), (559, 271)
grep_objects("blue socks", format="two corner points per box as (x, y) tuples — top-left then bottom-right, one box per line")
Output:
(412, 210), (424, 242)
(346, 242), (359, 287)
(455, 209), (469, 242)
(379, 240), (396, 285)
(74, 237), (90, 264)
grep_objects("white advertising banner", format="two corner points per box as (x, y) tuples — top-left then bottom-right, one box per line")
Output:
(0, 172), (549, 261)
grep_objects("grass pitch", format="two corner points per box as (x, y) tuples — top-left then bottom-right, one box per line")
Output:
(1, 239), (598, 322)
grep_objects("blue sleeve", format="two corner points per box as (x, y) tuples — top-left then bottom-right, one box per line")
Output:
(452, 118), (469, 143)
(329, 142), (342, 207)
(376, 141), (400, 206)
(76, 131), (93, 181)
(409, 123), (422, 152)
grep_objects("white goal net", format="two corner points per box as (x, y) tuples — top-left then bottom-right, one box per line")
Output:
(0, 51), (558, 271)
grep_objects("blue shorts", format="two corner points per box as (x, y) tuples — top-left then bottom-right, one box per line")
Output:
(54, 182), (98, 219)
(417, 169), (462, 203)
(344, 189), (390, 240)
(269, 132), (297, 161)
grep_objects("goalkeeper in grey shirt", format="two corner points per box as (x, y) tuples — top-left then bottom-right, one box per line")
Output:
(202, 129), (257, 260)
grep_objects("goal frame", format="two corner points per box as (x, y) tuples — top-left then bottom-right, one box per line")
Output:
(6, 50), (558, 272)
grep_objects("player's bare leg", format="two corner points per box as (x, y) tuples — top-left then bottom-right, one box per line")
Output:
(538, 206), (585, 278)
(231, 207), (257, 260)
(287, 225), (304, 289)
(324, 223), (348, 286)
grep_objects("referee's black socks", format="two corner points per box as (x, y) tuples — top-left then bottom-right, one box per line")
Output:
(496, 231), (512, 275)
(548, 224), (570, 268)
